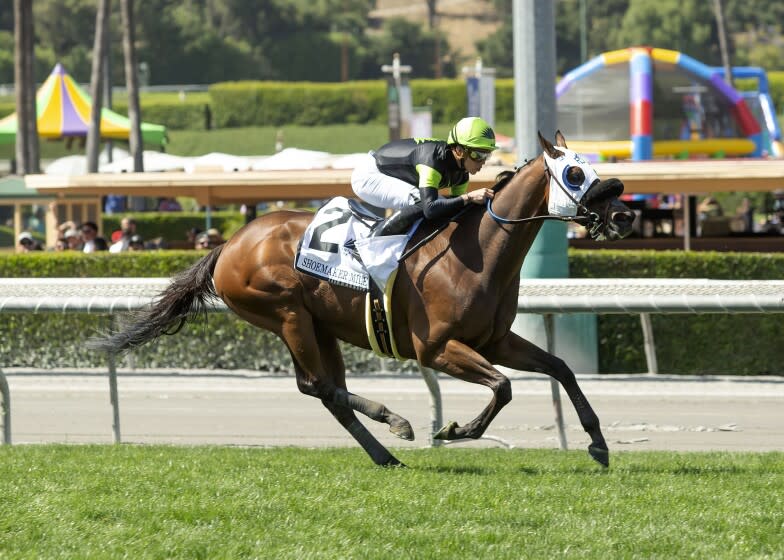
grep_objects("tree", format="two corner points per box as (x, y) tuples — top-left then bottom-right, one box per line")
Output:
(362, 17), (455, 79)
(32, 0), (99, 79)
(120, 0), (142, 171)
(477, 0), (632, 76)
(14, 0), (40, 175)
(87, 0), (111, 174)
(614, 0), (719, 64)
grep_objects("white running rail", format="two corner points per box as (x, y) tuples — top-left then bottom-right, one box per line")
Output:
(1, 277), (782, 447)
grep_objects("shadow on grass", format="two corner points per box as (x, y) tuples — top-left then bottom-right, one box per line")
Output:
(515, 464), (610, 475)
(620, 464), (746, 475)
(417, 465), (489, 475)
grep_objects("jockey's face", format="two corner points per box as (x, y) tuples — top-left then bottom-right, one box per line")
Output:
(453, 146), (488, 175)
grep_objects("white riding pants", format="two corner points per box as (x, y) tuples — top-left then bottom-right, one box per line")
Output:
(351, 152), (420, 210)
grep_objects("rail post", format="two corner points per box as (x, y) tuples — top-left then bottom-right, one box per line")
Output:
(106, 315), (121, 443)
(544, 314), (568, 450)
(0, 368), (10, 445)
(640, 313), (659, 374)
(418, 365), (443, 447)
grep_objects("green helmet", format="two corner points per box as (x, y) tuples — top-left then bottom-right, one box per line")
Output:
(447, 117), (497, 151)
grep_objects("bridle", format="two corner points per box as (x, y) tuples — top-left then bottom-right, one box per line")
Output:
(399, 153), (608, 262)
(485, 156), (604, 237)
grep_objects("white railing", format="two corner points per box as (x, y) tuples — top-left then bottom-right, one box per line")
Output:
(1, 277), (782, 446)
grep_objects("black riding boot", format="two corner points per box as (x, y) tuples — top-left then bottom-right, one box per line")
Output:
(371, 205), (424, 238)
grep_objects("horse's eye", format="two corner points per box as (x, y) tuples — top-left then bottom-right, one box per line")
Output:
(566, 166), (585, 187)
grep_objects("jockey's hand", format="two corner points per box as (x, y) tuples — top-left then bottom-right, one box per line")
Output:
(462, 188), (494, 205)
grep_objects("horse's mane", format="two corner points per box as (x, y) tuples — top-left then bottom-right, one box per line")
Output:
(492, 170), (516, 191)
(491, 157), (537, 192)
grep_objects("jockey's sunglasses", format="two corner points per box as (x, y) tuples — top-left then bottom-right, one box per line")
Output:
(466, 148), (491, 161)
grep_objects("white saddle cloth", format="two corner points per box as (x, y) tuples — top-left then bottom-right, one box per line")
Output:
(294, 197), (416, 292)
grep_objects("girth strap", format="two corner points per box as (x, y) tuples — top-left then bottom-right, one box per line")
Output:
(364, 269), (403, 360)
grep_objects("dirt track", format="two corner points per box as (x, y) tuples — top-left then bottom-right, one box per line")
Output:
(3, 369), (783, 453)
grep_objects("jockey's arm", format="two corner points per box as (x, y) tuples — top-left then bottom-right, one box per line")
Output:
(419, 187), (465, 220)
(416, 164), (466, 220)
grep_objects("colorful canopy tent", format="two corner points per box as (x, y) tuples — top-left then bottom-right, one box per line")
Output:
(0, 63), (167, 147)
(556, 47), (768, 161)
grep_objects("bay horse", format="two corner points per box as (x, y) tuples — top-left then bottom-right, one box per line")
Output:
(90, 132), (634, 467)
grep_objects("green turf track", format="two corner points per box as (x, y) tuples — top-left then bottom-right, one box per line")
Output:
(0, 446), (782, 559)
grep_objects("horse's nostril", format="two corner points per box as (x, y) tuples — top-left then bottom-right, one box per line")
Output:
(612, 211), (634, 225)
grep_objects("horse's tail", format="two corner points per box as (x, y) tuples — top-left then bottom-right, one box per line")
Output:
(87, 245), (225, 355)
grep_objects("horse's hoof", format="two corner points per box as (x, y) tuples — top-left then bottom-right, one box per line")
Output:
(588, 444), (610, 468)
(381, 457), (407, 468)
(390, 420), (415, 441)
(433, 420), (460, 440)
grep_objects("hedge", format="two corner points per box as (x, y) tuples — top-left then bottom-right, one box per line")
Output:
(101, 210), (244, 246)
(570, 250), (784, 375)
(1, 249), (782, 375)
(0, 250), (411, 374)
(208, 80), (388, 128)
(2, 71), (783, 129)
(112, 99), (210, 131)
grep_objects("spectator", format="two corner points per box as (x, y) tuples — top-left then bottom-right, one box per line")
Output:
(697, 196), (723, 219)
(735, 197), (754, 233)
(109, 216), (138, 253)
(57, 220), (77, 238)
(17, 231), (42, 252)
(128, 234), (145, 251)
(80, 221), (108, 253)
(64, 227), (83, 251)
(186, 227), (202, 247)
(206, 228), (224, 247)
(194, 232), (210, 250)
(54, 236), (67, 251)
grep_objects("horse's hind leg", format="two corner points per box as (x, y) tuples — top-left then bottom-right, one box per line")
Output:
(282, 313), (415, 442)
(322, 401), (404, 466)
(313, 328), (404, 466)
(484, 331), (609, 467)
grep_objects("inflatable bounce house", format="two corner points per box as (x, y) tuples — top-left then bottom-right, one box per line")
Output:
(556, 47), (783, 161)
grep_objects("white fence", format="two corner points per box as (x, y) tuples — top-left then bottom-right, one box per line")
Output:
(1, 277), (783, 446)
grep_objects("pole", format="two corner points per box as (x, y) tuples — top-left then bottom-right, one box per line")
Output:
(579, 0), (587, 63)
(418, 365), (443, 447)
(544, 314), (568, 450)
(713, 0), (734, 86)
(0, 368), (11, 444)
(107, 317), (121, 443)
(513, 0), (557, 160)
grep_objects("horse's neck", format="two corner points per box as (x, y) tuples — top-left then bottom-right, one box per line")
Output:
(477, 163), (549, 286)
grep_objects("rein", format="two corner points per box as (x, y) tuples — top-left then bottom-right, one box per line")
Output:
(399, 153), (605, 263)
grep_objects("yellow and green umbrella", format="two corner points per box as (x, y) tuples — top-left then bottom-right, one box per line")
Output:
(0, 63), (167, 147)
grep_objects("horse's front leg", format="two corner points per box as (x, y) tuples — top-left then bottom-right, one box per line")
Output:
(424, 339), (512, 441)
(484, 331), (609, 467)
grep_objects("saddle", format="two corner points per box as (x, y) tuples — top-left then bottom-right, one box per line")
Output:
(347, 198), (384, 226)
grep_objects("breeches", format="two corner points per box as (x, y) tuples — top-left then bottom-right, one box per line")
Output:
(351, 152), (420, 210)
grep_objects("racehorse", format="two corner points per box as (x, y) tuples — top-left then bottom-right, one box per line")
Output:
(90, 132), (634, 467)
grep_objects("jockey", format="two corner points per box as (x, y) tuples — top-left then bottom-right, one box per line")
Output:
(351, 116), (497, 237)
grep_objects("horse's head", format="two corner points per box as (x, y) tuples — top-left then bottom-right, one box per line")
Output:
(539, 131), (634, 241)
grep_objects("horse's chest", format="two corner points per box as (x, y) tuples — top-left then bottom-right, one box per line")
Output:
(455, 287), (517, 331)
(454, 292), (502, 327)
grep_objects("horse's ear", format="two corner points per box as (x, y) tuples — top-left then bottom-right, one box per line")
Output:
(538, 130), (559, 159)
(555, 130), (568, 149)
